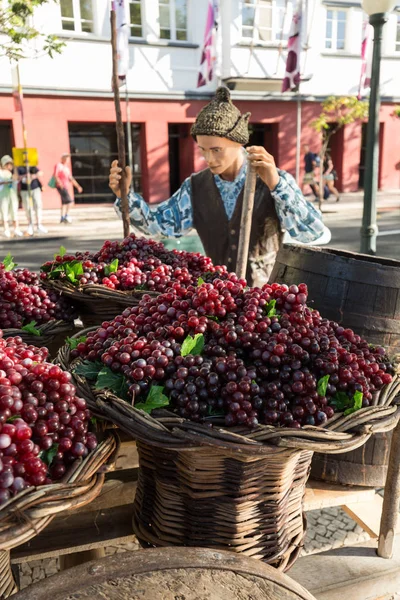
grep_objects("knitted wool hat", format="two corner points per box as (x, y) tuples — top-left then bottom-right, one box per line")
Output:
(191, 87), (251, 145)
(1, 155), (13, 168)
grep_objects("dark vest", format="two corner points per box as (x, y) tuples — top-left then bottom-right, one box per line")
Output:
(191, 169), (283, 286)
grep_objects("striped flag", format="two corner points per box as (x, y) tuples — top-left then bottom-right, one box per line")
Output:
(282, 0), (303, 93)
(358, 17), (372, 99)
(112, 0), (129, 86)
(11, 64), (22, 112)
(197, 0), (219, 88)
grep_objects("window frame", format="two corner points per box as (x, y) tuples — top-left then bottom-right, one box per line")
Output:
(129, 0), (144, 39)
(158, 0), (188, 43)
(60, 0), (94, 34)
(324, 7), (348, 52)
(240, 0), (293, 46)
(395, 12), (400, 53)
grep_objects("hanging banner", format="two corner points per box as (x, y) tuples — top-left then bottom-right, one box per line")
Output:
(282, 0), (303, 93)
(358, 17), (372, 99)
(10, 64), (22, 111)
(197, 0), (219, 88)
(112, 0), (129, 86)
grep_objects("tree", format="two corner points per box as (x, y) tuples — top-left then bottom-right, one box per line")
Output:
(0, 0), (65, 61)
(310, 96), (369, 209)
(392, 106), (400, 119)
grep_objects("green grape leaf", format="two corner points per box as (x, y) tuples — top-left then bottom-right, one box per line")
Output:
(90, 416), (97, 427)
(206, 315), (219, 322)
(330, 391), (351, 411)
(135, 385), (169, 414)
(2, 253), (17, 271)
(344, 391), (364, 416)
(7, 415), (21, 422)
(208, 408), (225, 417)
(66, 335), (87, 350)
(21, 321), (41, 336)
(73, 360), (103, 380)
(317, 374), (330, 397)
(264, 299), (277, 317)
(54, 245), (67, 260)
(65, 260), (84, 284)
(95, 367), (129, 400)
(134, 283), (147, 291)
(40, 443), (59, 467)
(181, 333), (205, 357)
(104, 258), (119, 276)
(197, 277), (205, 286)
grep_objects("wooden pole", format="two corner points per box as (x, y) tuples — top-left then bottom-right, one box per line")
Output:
(111, 9), (130, 238)
(236, 162), (257, 280)
(378, 417), (400, 558)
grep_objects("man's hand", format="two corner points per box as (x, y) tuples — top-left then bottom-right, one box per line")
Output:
(246, 146), (280, 190)
(77, 185), (83, 194)
(109, 160), (132, 197)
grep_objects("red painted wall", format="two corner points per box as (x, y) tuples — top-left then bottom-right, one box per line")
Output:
(0, 94), (399, 208)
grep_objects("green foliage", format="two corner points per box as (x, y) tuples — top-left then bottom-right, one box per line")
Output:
(2, 253), (17, 271)
(40, 443), (59, 467)
(73, 360), (103, 380)
(392, 106), (400, 119)
(317, 374), (330, 397)
(310, 96), (369, 136)
(94, 366), (129, 400)
(330, 390), (363, 416)
(135, 385), (169, 414)
(264, 299), (277, 317)
(1, 0), (65, 60)
(181, 334), (205, 357)
(66, 335), (87, 350)
(21, 320), (41, 336)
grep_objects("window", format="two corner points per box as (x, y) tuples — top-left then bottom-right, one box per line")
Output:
(158, 0), (187, 41)
(61, 0), (93, 33)
(396, 13), (400, 52)
(130, 0), (143, 37)
(69, 123), (142, 203)
(325, 9), (346, 51)
(241, 0), (292, 43)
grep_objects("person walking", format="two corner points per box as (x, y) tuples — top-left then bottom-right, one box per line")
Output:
(17, 164), (47, 235)
(0, 155), (23, 238)
(302, 144), (320, 201)
(54, 154), (83, 223)
(109, 87), (330, 286)
(323, 155), (340, 202)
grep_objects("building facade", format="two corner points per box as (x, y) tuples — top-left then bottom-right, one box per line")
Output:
(0, 0), (399, 208)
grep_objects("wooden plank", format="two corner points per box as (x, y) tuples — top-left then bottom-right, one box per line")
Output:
(291, 534), (400, 600)
(304, 479), (376, 511)
(11, 503), (137, 563)
(342, 494), (385, 538)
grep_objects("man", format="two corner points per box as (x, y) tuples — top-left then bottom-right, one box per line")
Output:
(110, 87), (328, 285)
(17, 164), (47, 235)
(302, 144), (320, 200)
(54, 154), (83, 223)
(0, 155), (23, 238)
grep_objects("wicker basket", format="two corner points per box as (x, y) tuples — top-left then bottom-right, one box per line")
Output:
(2, 320), (77, 358)
(0, 431), (118, 597)
(44, 280), (158, 327)
(55, 341), (400, 570)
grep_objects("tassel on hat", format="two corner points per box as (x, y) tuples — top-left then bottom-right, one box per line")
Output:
(191, 87), (251, 145)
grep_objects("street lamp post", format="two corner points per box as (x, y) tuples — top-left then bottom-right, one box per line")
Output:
(360, 0), (396, 255)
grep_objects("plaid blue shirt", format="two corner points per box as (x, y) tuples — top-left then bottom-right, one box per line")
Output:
(114, 164), (325, 244)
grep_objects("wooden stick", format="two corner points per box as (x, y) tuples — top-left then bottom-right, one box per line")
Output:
(110, 9), (130, 238)
(236, 162), (257, 280)
(378, 417), (400, 558)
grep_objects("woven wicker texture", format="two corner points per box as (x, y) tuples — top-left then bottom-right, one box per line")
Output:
(44, 280), (158, 327)
(3, 320), (75, 357)
(133, 442), (312, 571)
(0, 432), (118, 597)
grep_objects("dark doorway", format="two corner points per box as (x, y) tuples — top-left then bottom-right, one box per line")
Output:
(0, 121), (14, 158)
(247, 123), (278, 159)
(359, 122), (383, 189)
(68, 122), (142, 203)
(168, 124), (193, 196)
(324, 124), (344, 192)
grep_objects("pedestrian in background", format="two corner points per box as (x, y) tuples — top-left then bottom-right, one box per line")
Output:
(54, 154), (83, 223)
(302, 144), (320, 201)
(323, 155), (340, 202)
(0, 155), (23, 238)
(17, 164), (48, 235)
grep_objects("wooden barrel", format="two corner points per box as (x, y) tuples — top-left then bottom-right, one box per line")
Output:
(270, 245), (400, 356)
(270, 244), (400, 487)
(13, 548), (317, 600)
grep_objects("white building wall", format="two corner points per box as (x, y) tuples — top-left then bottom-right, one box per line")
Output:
(0, 0), (398, 98)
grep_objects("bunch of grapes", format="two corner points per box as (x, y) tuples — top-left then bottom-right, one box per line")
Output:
(73, 278), (396, 431)
(0, 264), (76, 329)
(40, 233), (227, 293)
(0, 334), (98, 505)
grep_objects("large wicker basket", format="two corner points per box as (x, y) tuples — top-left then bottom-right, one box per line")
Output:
(2, 320), (76, 358)
(0, 431), (118, 597)
(44, 280), (158, 327)
(55, 341), (400, 571)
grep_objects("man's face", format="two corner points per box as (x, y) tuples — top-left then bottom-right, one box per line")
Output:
(303, 145), (310, 154)
(196, 135), (243, 176)
(4, 162), (13, 171)
(61, 156), (69, 165)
